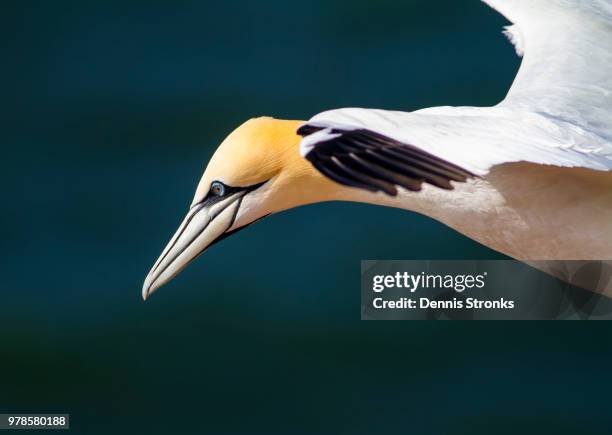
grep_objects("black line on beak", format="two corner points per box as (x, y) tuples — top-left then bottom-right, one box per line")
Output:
(172, 194), (247, 275)
(151, 194), (242, 285)
(150, 202), (205, 277)
(208, 213), (270, 249)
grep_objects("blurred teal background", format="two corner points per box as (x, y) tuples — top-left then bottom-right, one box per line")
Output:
(2, 1), (611, 433)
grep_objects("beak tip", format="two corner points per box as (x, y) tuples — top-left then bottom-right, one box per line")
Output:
(142, 277), (153, 301)
(142, 270), (167, 301)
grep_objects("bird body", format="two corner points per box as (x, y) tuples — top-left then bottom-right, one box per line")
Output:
(143, 0), (612, 299)
(368, 163), (612, 260)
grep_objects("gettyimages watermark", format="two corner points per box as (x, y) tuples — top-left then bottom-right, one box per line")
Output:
(361, 260), (612, 320)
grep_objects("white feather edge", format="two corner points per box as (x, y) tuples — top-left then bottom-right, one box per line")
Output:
(502, 25), (524, 57)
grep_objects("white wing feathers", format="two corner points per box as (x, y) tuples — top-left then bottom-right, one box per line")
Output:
(301, 0), (612, 176)
(302, 107), (612, 176)
(485, 0), (612, 136)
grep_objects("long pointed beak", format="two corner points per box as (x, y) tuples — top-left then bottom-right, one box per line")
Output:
(142, 192), (246, 300)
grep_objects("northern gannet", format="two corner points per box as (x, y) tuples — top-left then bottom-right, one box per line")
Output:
(143, 0), (612, 299)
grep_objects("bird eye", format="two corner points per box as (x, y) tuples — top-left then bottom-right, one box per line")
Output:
(210, 181), (226, 197)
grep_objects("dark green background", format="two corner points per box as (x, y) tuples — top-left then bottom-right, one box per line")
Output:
(2, 1), (610, 433)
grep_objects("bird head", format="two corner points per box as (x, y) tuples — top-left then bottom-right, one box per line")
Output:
(142, 117), (341, 299)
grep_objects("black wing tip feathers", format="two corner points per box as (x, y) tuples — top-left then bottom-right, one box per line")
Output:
(297, 124), (324, 137)
(299, 124), (474, 196)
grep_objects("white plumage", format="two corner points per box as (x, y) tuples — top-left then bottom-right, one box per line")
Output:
(302, 0), (612, 176)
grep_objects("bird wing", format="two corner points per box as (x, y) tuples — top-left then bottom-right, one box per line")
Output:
(299, 0), (612, 193)
(484, 0), (612, 139)
(297, 125), (475, 195)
